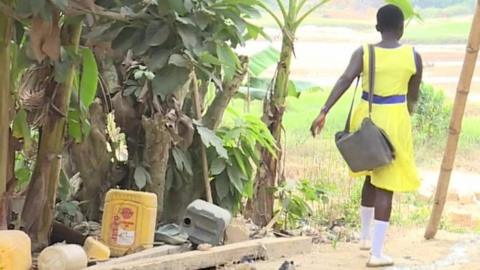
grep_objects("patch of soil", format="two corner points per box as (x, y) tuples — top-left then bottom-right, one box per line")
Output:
(254, 228), (480, 270)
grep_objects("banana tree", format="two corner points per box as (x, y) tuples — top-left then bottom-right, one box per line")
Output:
(250, 0), (417, 226)
(0, 0), (13, 229)
(249, 0), (330, 226)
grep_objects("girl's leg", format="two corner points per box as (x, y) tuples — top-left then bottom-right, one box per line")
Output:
(369, 186), (394, 265)
(359, 177), (375, 246)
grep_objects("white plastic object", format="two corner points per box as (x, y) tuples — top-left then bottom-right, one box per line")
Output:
(38, 244), (88, 270)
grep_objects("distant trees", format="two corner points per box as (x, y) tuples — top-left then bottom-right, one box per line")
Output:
(413, 0), (474, 8)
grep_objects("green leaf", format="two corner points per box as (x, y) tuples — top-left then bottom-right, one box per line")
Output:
(227, 165), (244, 194)
(216, 43), (239, 81)
(287, 80), (300, 98)
(210, 158), (226, 175)
(384, 0), (418, 20)
(238, 4), (261, 18)
(134, 165), (150, 189)
(145, 22), (170, 47)
(177, 24), (201, 51)
(68, 109), (83, 143)
(54, 60), (69, 83)
(169, 54), (189, 68)
(168, 0), (187, 15)
(214, 172), (230, 200)
(193, 11), (211, 30)
(172, 147), (193, 175)
(152, 65), (190, 99)
(80, 48), (98, 108)
(196, 125), (229, 160)
(146, 49), (170, 71)
(199, 52), (222, 67)
(232, 148), (248, 176)
(15, 167), (31, 187)
(50, 0), (68, 10)
(133, 31), (150, 56)
(112, 27), (141, 54)
(12, 109), (32, 150)
(248, 46), (280, 77)
(57, 169), (70, 201)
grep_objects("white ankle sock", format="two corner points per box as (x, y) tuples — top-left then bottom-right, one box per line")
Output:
(360, 206), (374, 241)
(371, 220), (389, 257)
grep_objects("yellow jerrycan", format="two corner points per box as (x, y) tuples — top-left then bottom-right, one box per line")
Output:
(0, 230), (32, 270)
(101, 189), (157, 256)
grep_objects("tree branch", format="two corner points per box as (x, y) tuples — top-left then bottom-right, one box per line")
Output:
(203, 56), (249, 130)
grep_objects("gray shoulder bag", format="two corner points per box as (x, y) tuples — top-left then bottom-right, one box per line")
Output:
(335, 44), (395, 173)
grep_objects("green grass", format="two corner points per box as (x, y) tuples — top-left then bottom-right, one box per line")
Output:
(403, 18), (471, 44)
(251, 16), (371, 30)
(227, 90), (480, 151)
(224, 89), (480, 229)
(460, 116), (480, 150)
(251, 13), (472, 44)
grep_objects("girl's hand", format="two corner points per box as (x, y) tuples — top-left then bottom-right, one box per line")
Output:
(310, 112), (327, 137)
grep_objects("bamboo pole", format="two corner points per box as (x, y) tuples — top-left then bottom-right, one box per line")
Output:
(424, 1), (480, 239)
(191, 73), (213, 203)
(0, 0), (13, 230)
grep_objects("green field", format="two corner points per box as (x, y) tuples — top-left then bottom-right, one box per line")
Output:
(252, 15), (472, 44)
(226, 89), (480, 166)
(403, 18), (470, 44)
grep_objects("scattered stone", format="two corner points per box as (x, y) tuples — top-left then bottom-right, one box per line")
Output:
(225, 217), (250, 245)
(197, 243), (212, 251)
(278, 260), (296, 270)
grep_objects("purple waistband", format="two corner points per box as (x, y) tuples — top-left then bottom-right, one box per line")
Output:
(361, 92), (406, 104)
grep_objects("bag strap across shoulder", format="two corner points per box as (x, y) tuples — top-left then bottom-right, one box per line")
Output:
(368, 44), (375, 117)
(343, 44), (375, 132)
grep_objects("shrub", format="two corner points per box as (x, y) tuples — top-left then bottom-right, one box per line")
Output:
(413, 83), (451, 143)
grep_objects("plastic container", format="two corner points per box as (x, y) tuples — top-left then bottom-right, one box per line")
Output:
(37, 244), (87, 270)
(101, 189), (157, 256)
(181, 199), (232, 246)
(83, 236), (110, 260)
(0, 230), (32, 270)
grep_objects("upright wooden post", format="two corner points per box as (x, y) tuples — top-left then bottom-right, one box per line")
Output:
(425, 0), (480, 239)
(0, 0), (13, 230)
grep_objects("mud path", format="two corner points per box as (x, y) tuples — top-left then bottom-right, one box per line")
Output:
(254, 228), (480, 270)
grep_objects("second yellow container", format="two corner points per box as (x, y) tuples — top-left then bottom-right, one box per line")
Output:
(0, 230), (31, 270)
(101, 189), (157, 256)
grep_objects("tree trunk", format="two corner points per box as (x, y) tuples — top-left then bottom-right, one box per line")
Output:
(143, 113), (172, 222)
(203, 56), (249, 130)
(0, 0), (13, 230)
(251, 34), (294, 226)
(22, 19), (83, 250)
(71, 101), (112, 221)
(425, 1), (480, 240)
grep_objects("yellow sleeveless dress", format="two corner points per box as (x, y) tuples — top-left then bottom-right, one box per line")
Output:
(349, 44), (420, 192)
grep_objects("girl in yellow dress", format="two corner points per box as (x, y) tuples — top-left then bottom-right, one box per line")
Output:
(310, 4), (423, 267)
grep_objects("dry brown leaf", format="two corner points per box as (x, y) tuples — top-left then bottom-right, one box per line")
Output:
(29, 16), (50, 62)
(29, 12), (61, 62)
(42, 12), (61, 61)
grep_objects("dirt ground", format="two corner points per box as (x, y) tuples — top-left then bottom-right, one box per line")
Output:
(254, 228), (480, 270)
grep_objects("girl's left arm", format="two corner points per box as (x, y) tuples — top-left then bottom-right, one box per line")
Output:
(408, 51), (423, 114)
